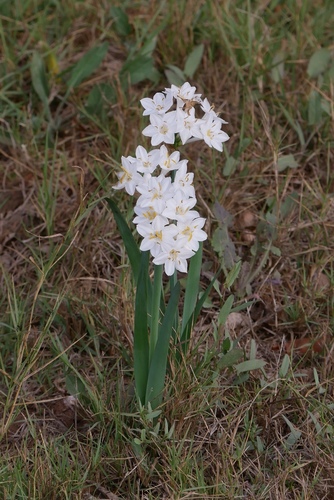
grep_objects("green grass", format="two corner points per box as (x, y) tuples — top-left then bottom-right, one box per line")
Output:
(1, 0), (334, 498)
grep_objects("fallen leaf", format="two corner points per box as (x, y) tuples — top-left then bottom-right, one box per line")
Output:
(225, 312), (248, 331)
(285, 337), (325, 355)
(310, 266), (331, 295)
(238, 210), (257, 229)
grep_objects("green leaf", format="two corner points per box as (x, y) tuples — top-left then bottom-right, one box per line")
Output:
(270, 245), (281, 257)
(184, 44), (204, 78)
(0, 0), (11, 16)
(307, 410), (322, 434)
(218, 348), (244, 369)
(105, 198), (141, 283)
(121, 55), (160, 86)
(181, 244), (202, 339)
(277, 154), (298, 172)
(278, 103), (305, 147)
(224, 260), (242, 288)
(140, 36), (158, 58)
(307, 48), (331, 78)
(280, 192), (298, 220)
(222, 337), (231, 354)
(165, 65), (186, 86)
(223, 157), (238, 176)
(150, 264), (163, 359)
(110, 6), (132, 36)
(235, 359), (266, 374)
(30, 51), (50, 114)
(213, 202), (234, 227)
(193, 267), (220, 321)
(328, 62), (334, 80)
(85, 85), (104, 116)
(211, 226), (237, 269)
(235, 138), (252, 158)
(218, 294), (235, 327)
(65, 373), (86, 396)
(180, 267), (220, 354)
(308, 90), (323, 125)
(198, 291), (213, 308)
(279, 354), (290, 378)
(85, 83), (116, 118)
(134, 252), (150, 404)
(321, 98), (331, 116)
(145, 282), (181, 409)
(271, 51), (285, 83)
(282, 415), (301, 448)
(230, 300), (255, 313)
(249, 339), (257, 360)
(66, 42), (109, 91)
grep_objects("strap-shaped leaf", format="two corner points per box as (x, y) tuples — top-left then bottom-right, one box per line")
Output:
(145, 281), (181, 409)
(181, 243), (202, 338)
(150, 264), (163, 360)
(134, 251), (150, 404)
(105, 197), (141, 282)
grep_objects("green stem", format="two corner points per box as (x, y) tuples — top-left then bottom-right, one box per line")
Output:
(170, 270), (179, 341)
(150, 264), (163, 362)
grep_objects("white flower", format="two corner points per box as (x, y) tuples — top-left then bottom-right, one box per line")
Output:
(176, 107), (204, 144)
(137, 219), (178, 258)
(170, 82), (201, 103)
(142, 112), (177, 146)
(140, 92), (173, 116)
(200, 98), (228, 125)
(200, 118), (230, 152)
(113, 156), (142, 195)
(136, 174), (174, 213)
(173, 164), (195, 198)
(158, 145), (187, 172)
(162, 190), (198, 221)
(134, 145), (160, 174)
(153, 239), (195, 276)
(176, 217), (207, 252)
(133, 204), (168, 227)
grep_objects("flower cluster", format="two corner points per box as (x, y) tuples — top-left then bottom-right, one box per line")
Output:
(113, 82), (229, 276)
(141, 82), (229, 152)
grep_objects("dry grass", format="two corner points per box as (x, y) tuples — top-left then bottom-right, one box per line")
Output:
(0, 0), (334, 498)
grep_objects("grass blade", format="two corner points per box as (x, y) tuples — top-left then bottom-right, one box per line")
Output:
(30, 51), (51, 119)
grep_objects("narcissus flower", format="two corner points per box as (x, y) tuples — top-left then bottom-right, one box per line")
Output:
(153, 240), (195, 276)
(113, 82), (230, 275)
(200, 118), (230, 152)
(140, 92), (173, 116)
(142, 112), (177, 145)
(113, 156), (142, 195)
